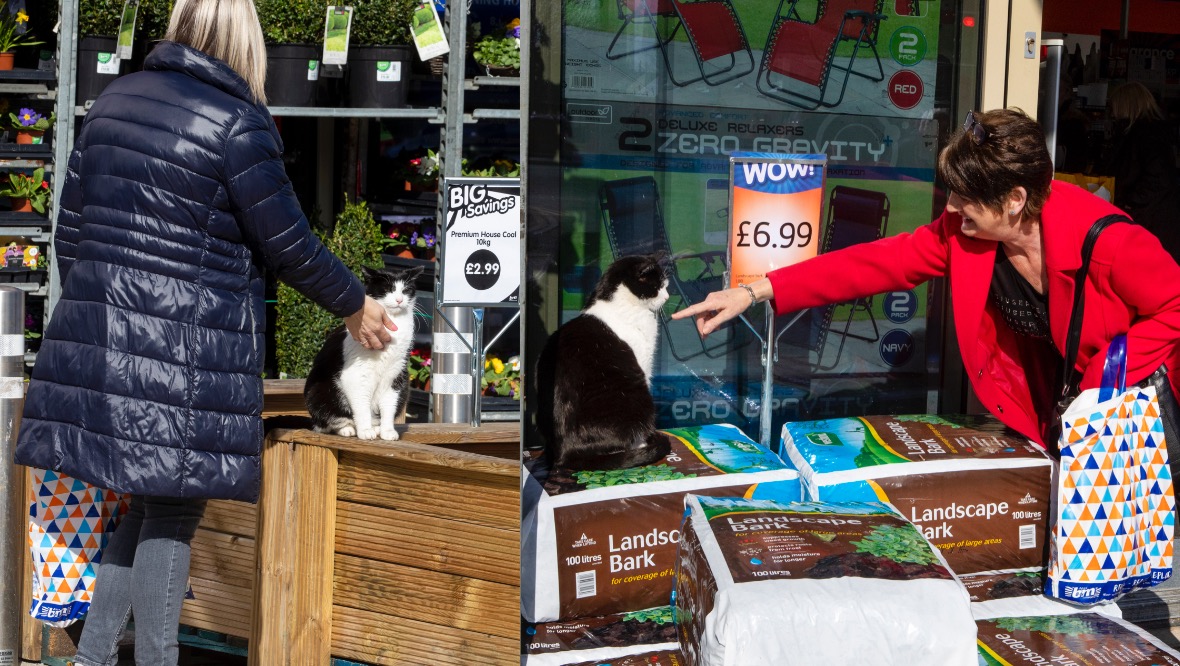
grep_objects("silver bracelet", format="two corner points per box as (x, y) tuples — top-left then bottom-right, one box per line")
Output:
(737, 283), (757, 309)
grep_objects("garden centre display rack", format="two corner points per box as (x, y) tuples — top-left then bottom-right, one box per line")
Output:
(1, 67), (56, 371)
(46, 0), (526, 427)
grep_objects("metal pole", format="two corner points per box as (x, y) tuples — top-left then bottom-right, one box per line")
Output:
(1042, 39), (1064, 167)
(0, 286), (25, 664)
(432, 0), (475, 424)
(1120, 0), (1130, 40)
(759, 305), (776, 450)
(470, 308), (485, 427)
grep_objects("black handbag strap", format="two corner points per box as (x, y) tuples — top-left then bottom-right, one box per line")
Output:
(1061, 214), (1131, 399)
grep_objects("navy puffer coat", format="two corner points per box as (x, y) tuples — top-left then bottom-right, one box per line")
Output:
(13, 41), (364, 502)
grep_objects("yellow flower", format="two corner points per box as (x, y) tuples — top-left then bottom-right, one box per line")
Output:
(507, 18), (520, 29)
(15, 10), (28, 24)
(491, 358), (505, 374)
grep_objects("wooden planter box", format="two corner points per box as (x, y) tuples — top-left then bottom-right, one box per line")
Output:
(22, 421), (519, 666)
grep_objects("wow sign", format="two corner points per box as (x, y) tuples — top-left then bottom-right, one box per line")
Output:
(727, 153), (827, 289)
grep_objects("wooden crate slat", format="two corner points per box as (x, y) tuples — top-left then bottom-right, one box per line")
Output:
(331, 604), (516, 666)
(335, 500), (518, 586)
(273, 426), (521, 465)
(181, 576), (254, 639)
(332, 553), (517, 639)
(337, 453), (517, 530)
(189, 529), (256, 588)
(200, 499), (258, 537)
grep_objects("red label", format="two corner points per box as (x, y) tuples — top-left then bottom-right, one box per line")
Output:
(888, 70), (923, 110)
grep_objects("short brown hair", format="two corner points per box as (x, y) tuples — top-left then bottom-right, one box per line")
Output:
(937, 108), (1053, 219)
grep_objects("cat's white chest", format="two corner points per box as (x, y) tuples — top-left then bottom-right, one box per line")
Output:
(585, 300), (659, 382)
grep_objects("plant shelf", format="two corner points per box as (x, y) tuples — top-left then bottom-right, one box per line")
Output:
(267, 106), (445, 121)
(0, 144), (54, 160)
(0, 69), (56, 82)
(0, 211), (50, 227)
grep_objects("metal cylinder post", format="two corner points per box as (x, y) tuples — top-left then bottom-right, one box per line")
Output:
(0, 286), (25, 665)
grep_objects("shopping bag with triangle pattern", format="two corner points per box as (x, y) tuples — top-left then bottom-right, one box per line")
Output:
(1046, 335), (1175, 604)
(26, 468), (130, 626)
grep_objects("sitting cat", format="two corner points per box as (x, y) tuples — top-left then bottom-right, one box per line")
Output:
(305, 266), (423, 441)
(535, 253), (672, 471)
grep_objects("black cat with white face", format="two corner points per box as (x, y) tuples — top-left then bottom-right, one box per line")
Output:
(304, 266), (423, 441)
(535, 253), (672, 471)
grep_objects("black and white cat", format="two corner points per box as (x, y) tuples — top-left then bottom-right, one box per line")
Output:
(305, 266), (423, 441)
(535, 253), (672, 471)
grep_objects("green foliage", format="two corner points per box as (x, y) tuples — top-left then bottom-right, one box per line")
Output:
(274, 199), (385, 378)
(622, 606), (674, 625)
(139, 0), (175, 40)
(254, 0), (326, 45)
(1, 168), (49, 213)
(481, 355), (519, 399)
(572, 465), (696, 489)
(472, 35), (519, 70)
(408, 348), (431, 388)
(350, 0), (415, 46)
(850, 524), (938, 565)
(76, 0), (172, 42)
(994, 615), (1095, 636)
(78, 0), (127, 38)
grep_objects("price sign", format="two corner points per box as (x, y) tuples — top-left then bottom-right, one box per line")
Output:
(728, 153), (827, 289)
(441, 178), (521, 307)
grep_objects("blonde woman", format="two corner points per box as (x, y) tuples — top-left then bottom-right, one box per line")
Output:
(14, 0), (396, 663)
(1107, 82), (1180, 261)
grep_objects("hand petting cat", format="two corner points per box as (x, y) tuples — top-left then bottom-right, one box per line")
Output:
(344, 295), (398, 350)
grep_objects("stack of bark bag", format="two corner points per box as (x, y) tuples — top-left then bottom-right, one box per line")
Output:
(669, 414), (1180, 664)
(521, 424), (800, 665)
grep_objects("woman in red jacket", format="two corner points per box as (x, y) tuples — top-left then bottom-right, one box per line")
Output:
(674, 108), (1180, 452)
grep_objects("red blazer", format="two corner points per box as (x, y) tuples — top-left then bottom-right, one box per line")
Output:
(767, 181), (1180, 447)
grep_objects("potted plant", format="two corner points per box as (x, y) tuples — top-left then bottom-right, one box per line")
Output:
(9, 108), (53, 145)
(472, 19), (520, 77)
(381, 224), (414, 258)
(408, 227), (436, 260)
(255, 0), (327, 107)
(275, 198), (384, 378)
(481, 354), (521, 399)
(0, 3), (42, 70)
(408, 348), (431, 391)
(404, 148), (440, 191)
(133, 0), (179, 68)
(76, 0), (135, 103)
(1, 167), (49, 213)
(347, 0), (416, 108)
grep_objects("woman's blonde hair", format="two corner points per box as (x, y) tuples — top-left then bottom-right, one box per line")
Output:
(1108, 82), (1163, 125)
(165, 0), (268, 104)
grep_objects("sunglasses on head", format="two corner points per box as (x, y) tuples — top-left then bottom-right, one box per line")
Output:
(962, 111), (988, 145)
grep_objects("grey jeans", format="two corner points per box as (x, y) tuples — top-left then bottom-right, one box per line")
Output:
(73, 495), (207, 666)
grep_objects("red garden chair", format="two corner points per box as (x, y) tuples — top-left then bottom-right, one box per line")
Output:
(605, 0), (755, 87)
(755, 0), (888, 109)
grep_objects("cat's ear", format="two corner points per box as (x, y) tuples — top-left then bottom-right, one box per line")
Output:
(360, 265), (379, 281)
(406, 266), (426, 281)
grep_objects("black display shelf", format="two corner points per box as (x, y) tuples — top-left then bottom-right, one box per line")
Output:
(0, 69), (56, 82)
(0, 144), (53, 160)
(0, 210), (49, 227)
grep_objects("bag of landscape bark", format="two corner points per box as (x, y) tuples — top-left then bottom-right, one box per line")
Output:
(561, 649), (686, 666)
(780, 414), (1054, 576)
(522, 606), (678, 666)
(976, 613), (1180, 665)
(522, 424), (800, 622)
(963, 568), (1123, 620)
(675, 495), (977, 666)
